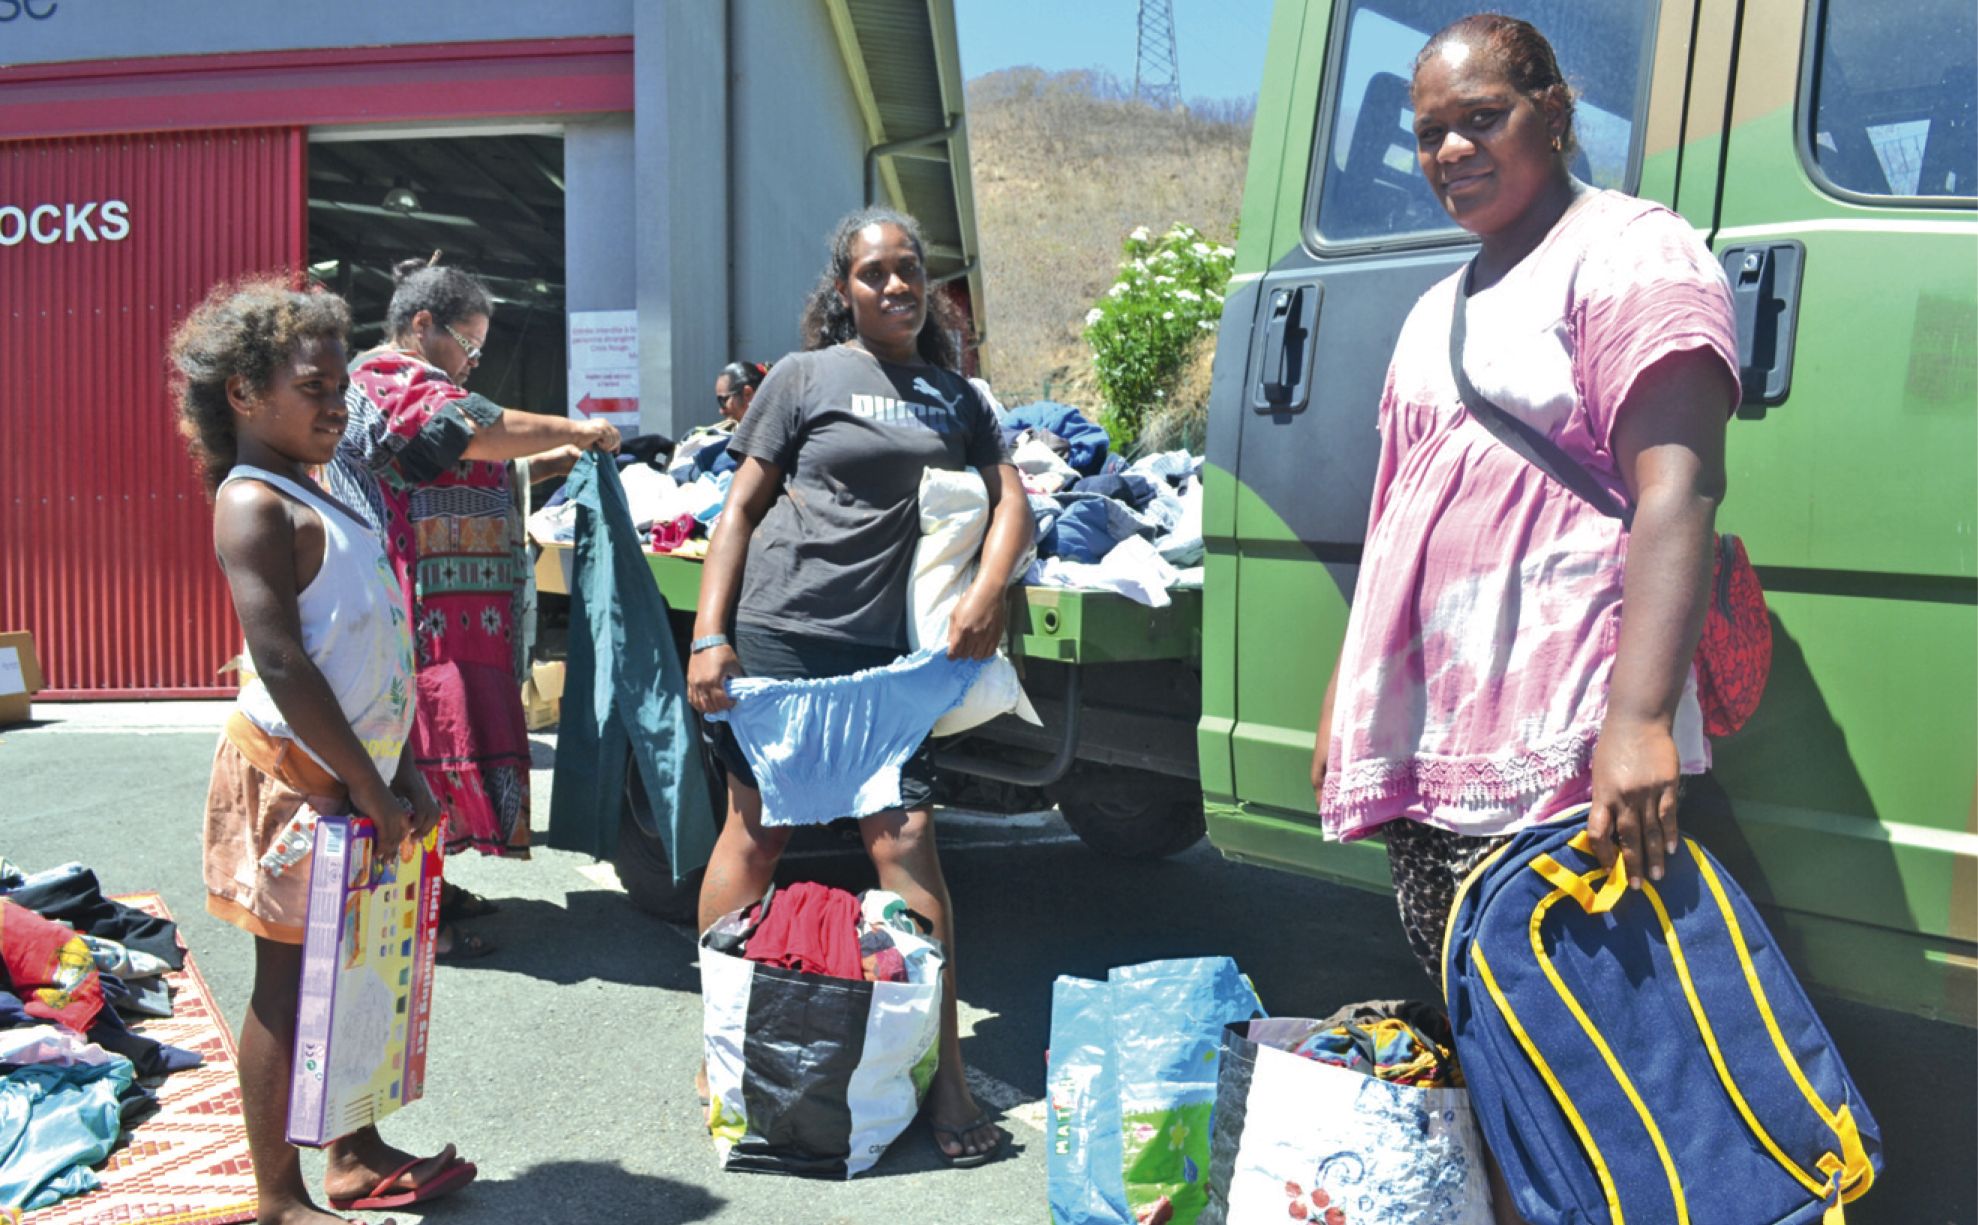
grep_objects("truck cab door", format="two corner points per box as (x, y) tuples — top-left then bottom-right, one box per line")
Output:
(1202, 0), (1706, 883)
(1691, 0), (1977, 1021)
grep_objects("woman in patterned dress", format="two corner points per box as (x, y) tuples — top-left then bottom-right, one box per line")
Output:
(332, 259), (618, 957)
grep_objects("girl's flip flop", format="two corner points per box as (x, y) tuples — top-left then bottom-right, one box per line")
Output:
(327, 1154), (478, 1211)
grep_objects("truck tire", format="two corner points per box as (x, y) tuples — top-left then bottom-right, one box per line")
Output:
(1049, 767), (1206, 859)
(614, 748), (725, 924)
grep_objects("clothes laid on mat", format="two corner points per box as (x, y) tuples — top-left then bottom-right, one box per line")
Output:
(1, 863), (185, 972)
(0, 1025), (120, 1071)
(707, 648), (986, 827)
(0, 1055), (136, 1211)
(80, 935), (170, 984)
(546, 455), (717, 874)
(741, 882), (865, 981)
(0, 902), (106, 1035)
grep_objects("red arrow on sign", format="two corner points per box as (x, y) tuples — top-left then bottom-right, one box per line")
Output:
(577, 394), (638, 417)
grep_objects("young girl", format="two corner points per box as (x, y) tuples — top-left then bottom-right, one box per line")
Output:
(171, 277), (477, 1223)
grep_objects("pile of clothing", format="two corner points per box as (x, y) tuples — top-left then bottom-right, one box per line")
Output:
(703, 881), (941, 987)
(526, 426), (738, 561)
(0, 859), (204, 1212)
(1004, 400), (1205, 608)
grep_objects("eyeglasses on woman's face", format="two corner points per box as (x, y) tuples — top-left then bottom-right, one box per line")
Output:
(443, 322), (483, 365)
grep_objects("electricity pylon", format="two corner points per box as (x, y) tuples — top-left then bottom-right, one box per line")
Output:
(1133, 0), (1183, 110)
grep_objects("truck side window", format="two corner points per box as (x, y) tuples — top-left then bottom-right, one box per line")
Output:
(1806, 0), (1976, 200)
(1311, 1), (1657, 247)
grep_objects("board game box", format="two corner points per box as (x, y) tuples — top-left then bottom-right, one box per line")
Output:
(287, 814), (441, 1147)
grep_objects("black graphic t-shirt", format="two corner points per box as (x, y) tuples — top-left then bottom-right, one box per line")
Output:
(730, 344), (1008, 648)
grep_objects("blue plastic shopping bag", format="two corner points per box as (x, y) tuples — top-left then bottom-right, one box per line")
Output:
(1047, 957), (1265, 1225)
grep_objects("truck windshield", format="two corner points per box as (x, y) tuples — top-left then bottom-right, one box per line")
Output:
(1312, 0), (1657, 247)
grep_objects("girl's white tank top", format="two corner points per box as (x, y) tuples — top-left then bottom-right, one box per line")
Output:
(220, 464), (415, 782)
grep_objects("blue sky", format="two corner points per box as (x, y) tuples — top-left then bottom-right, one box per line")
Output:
(954, 0), (1277, 101)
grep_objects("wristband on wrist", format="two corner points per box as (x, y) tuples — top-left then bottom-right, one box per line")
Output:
(690, 633), (730, 654)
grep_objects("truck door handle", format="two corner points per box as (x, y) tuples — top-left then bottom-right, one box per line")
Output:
(1251, 281), (1323, 413)
(1719, 241), (1804, 408)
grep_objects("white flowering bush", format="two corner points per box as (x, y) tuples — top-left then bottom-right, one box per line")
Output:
(1083, 223), (1235, 450)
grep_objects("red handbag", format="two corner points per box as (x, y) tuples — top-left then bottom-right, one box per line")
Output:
(1450, 273), (1771, 735)
(1695, 532), (1770, 735)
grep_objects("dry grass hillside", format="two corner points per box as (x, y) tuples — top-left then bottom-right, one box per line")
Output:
(968, 69), (1251, 433)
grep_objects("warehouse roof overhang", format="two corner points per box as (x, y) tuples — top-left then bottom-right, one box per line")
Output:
(825, 0), (987, 356)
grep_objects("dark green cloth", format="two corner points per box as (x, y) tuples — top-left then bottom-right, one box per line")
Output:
(546, 454), (716, 878)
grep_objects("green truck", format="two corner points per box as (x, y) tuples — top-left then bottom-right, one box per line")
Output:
(1199, 0), (1975, 1026)
(584, 0), (1975, 1027)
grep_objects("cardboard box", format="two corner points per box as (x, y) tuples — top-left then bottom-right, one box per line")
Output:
(0, 631), (44, 726)
(522, 660), (565, 731)
(533, 541), (573, 597)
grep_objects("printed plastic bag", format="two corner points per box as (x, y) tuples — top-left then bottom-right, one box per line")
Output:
(1200, 1016), (1493, 1225)
(1047, 957), (1265, 1225)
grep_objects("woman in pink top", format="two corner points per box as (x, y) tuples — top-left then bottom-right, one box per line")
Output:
(1310, 15), (1741, 987)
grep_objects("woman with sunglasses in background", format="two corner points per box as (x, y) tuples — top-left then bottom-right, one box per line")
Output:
(714, 359), (766, 425)
(331, 258), (619, 960)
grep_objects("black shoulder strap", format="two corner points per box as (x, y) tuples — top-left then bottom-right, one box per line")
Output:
(1449, 264), (1634, 528)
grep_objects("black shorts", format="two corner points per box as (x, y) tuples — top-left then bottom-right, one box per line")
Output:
(701, 623), (940, 811)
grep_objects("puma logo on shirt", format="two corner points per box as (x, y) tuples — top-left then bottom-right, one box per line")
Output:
(848, 390), (966, 433)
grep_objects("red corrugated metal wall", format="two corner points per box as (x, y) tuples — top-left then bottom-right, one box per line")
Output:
(1, 128), (305, 697)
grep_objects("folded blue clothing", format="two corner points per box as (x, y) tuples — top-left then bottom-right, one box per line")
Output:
(1041, 493), (1150, 563)
(708, 647), (986, 827)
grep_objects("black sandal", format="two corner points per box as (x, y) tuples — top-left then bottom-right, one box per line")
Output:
(438, 882), (500, 923)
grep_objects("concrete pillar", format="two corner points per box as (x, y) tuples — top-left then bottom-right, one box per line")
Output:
(634, 0), (730, 442)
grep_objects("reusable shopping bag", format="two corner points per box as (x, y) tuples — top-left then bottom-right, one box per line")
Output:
(1047, 957), (1265, 1225)
(909, 466), (1038, 736)
(1444, 807), (1880, 1224)
(1199, 1012), (1493, 1225)
(699, 891), (944, 1178)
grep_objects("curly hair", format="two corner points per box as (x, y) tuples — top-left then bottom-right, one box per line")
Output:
(167, 275), (351, 495)
(385, 258), (493, 339)
(1413, 13), (1579, 156)
(797, 207), (964, 370)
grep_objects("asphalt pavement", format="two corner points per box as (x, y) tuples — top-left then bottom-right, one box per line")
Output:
(0, 702), (1970, 1225)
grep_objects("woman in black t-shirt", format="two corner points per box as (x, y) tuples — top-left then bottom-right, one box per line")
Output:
(686, 208), (1032, 1167)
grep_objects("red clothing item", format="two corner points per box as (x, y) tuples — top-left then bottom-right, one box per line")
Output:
(742, 882), (864, 980)
(0, 899), (106, 1033)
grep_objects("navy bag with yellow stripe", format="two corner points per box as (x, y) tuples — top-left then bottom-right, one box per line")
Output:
(1443, 807), (1879, 1224)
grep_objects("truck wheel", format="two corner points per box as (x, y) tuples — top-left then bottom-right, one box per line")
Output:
(1049, 769), (1206, 859)
(614, 748), (726, 924)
